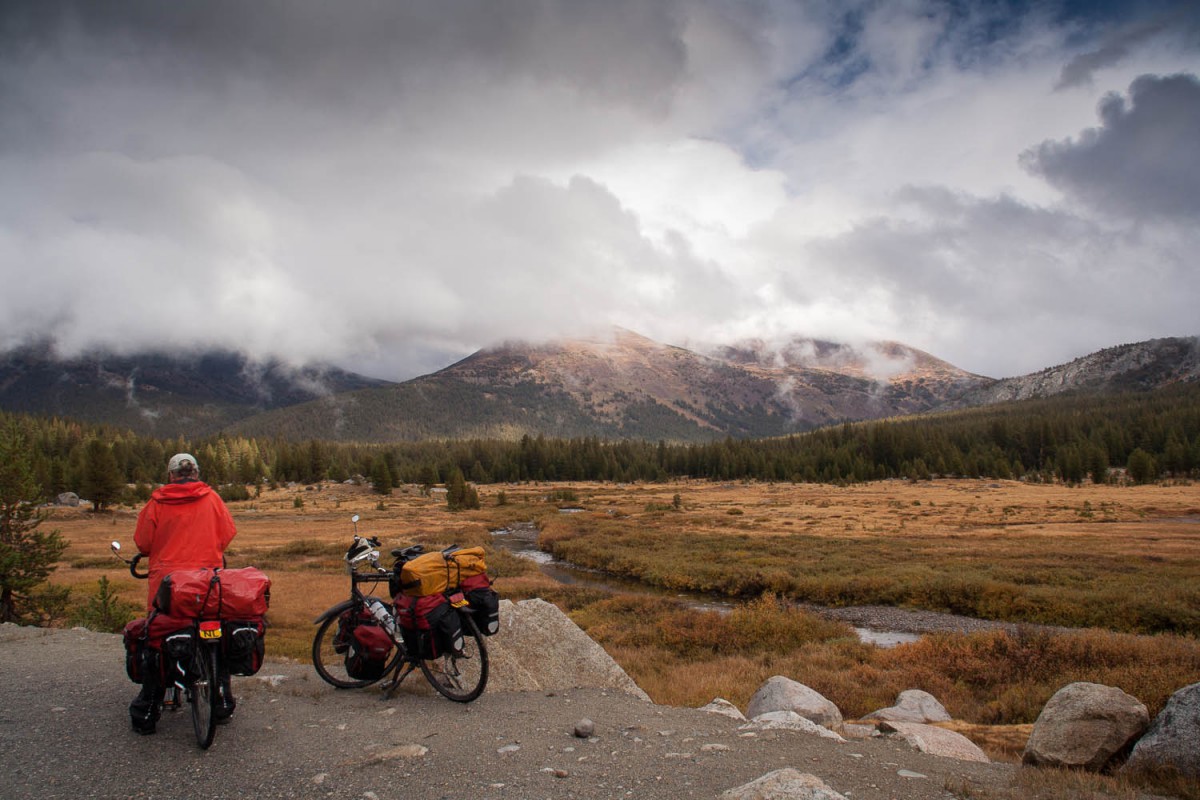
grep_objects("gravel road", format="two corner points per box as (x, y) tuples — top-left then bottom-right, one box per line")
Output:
(0, 622), (1024, 800)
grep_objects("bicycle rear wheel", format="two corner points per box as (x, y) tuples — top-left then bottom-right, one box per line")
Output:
(191, 644), (218, 749)
(419, 612), (488, 703)
(312, 600), (402, 689)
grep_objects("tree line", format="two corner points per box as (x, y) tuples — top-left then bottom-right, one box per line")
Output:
(3, 383), (1199, 509)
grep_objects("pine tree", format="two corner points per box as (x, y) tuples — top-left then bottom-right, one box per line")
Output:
(81, 438), (124, 512)
(0, 421), (68, 623)
(370, 456), (394, 495)
(445, 467), (479, 511)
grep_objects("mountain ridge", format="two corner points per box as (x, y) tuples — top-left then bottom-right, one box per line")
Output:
(1, 332), (1196, 442)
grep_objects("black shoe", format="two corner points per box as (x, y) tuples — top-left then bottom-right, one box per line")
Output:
(131, 719), (156, 736)
(215, 703), (235, 724)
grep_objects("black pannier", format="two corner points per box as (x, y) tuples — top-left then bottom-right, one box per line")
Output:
(395, 594), (463, 658)
(223, 618), (267, 676)
(460, 574), (500, 636)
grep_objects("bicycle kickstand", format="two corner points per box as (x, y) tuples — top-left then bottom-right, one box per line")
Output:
(381, 661), (418, 700)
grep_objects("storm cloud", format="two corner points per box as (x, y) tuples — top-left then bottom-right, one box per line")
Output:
(1, 0), (1198, 381)
(1022, 73), (1200, 221)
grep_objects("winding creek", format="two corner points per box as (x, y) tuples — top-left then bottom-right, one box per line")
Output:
(490, 521), (923, 648)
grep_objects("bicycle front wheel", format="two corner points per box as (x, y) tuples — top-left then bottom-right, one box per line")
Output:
(312, 601), (402, 689)
(191, 644), (218, 749)
(420, 612), (488, 703)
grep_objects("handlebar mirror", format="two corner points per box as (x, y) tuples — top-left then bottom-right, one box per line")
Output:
(111, 541), (121, 553)
(351, 514), (360, 524)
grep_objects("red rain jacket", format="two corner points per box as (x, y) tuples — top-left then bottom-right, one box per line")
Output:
(134, 480), (237, 609)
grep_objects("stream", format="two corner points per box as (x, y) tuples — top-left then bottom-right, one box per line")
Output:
(490, 521), (921, 648)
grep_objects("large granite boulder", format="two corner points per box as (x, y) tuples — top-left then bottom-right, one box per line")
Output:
(746, 676), (843, 729)
(1122, 682), (1200, 780)
(863, 689), (952, 723)
(1022, 682), (1149, 771)
(485, 599), (649, 699)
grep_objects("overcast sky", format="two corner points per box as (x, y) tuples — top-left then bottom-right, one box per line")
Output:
(1, 0), (1198, 381)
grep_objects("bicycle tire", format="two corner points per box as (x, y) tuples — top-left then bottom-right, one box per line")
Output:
(191, 644), (218, 749)
(419, 612), (488, 703)
(312, 600), (403, 689)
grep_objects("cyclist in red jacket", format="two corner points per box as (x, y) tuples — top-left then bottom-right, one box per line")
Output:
(129, 453), (238, 735)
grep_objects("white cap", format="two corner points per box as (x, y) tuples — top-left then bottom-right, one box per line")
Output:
(167, 453), (200, 476)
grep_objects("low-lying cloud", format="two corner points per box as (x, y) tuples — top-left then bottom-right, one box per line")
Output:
(1, 1), (1198, 382)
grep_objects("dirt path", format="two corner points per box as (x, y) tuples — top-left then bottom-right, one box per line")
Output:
(0, 623), (1026, 800)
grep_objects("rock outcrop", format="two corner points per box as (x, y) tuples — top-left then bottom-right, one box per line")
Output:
(746, 676), (843, 729)
(485, 598), (650, 699)
(1122, 681), (1200, 780)
(1022, 682), (1149, 771)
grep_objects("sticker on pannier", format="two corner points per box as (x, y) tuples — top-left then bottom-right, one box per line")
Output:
(154, 567), (271, 619)
(345, 622), (393, 681)
(223, 618), (267, 676)
(394, 594), (463, 658)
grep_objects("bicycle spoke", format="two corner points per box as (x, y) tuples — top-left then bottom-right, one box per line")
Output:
(418, 613), (488, 703)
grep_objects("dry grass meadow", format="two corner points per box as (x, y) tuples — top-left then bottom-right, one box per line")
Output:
(50, 478), (1200, 784)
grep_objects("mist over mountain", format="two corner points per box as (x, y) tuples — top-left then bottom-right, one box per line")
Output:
(0, 342), (391, 437)
(1, 331), (1196, 443)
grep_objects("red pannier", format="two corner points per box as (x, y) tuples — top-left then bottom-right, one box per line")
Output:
(394, 594), (463, 658)
(122, 612), (194, 683)
(346, 622), (393, 681)
(154, 567), (271, 619)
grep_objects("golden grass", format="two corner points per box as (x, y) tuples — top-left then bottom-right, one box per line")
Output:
(46, 480), (1200, 773)
(536, 479), (1200, 635)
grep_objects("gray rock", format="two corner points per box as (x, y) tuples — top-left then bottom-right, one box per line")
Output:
(699, 698), (747, 721)
(863, 689), (951, 723)
(746, 676), (843, 729)
(1022, 682), (1149, 771)
(56, 492), (80, 507)
(741, 711), (847, 742)
(877, 721), (989, 763)
(1122, 682), (1200, 780)
(484, 599), (650, 699)
(574, 718), (595, 738)
(720, 768), (848, 800)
